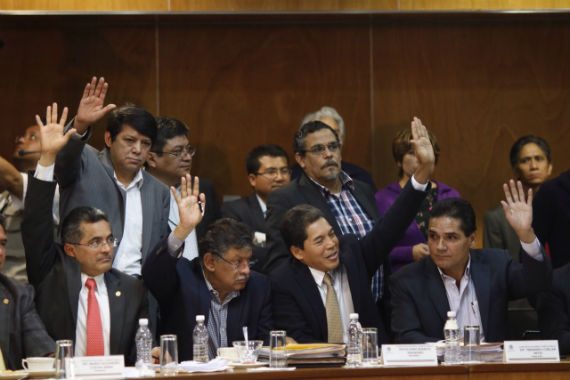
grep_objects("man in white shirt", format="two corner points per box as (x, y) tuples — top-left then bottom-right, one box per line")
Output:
(391, 182), (552, 343)
(22, 103), (148, 365)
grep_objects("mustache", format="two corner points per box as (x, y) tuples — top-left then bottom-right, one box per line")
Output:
(321, 160), (338, 170)
(236, 275), (249, 281)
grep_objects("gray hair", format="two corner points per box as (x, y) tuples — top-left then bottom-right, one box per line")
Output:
(300, 106), (345, 145)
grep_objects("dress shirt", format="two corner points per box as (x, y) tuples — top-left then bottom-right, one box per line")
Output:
(75, 273), (111, 356)
(309, 265), (355, 343)
(28, 166), (61, 223)
(255, 194), (267, 218)
(203, 272), (240, 359)
(168, 187), (199, 260)
(112, 170), (144, 276)
(438, 238), (543, 341)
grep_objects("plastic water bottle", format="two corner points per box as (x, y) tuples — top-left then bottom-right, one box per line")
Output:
(346, 313), (362, 367)
(443, 311), (460, 364)
(193, 315), (209, 362)
(135, 318), (153, 370)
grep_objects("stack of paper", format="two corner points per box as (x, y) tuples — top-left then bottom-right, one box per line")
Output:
(260, 343), (346, 367)
(178, 358), (229, 372)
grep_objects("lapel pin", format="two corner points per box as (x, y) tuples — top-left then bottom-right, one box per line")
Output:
(115, 291), (122, 297)
(3, 298), (9, 304)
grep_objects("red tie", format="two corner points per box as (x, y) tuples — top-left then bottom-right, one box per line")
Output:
(85, 278), (104, 356)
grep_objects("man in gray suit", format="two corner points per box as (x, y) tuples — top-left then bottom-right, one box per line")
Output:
(55, 77), (170, 278)
(0, 215), (54, 370)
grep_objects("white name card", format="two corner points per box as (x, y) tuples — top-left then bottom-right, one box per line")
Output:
(504, 340), (560, 363)
(381, 344), (438, 366)
(73, 355), (125, 377)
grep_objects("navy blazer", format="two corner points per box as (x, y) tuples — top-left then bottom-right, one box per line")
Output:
(390, 247), (552, 343)
(270, 180), (428, 344)
(142, 243), (273, 361)
(22, 176), (149, 365)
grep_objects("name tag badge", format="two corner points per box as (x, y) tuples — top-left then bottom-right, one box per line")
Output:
(381, 344), (438, 366)
(504, 340), (560, 363)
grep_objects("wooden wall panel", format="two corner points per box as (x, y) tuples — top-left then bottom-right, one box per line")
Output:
(371, 15), (570, 246)
(400, 0), (570, 10)
(0, 16), (157, 161)
(157, 17), (372, 198)
(170, 0), (398, 11)
(0, 0), (169, 11)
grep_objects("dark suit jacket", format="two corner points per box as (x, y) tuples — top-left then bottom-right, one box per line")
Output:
(270, 180), (428, 344)
(22, 176), (148, 365)
(55, 132), (170, 264)
(0, 274), (54, 370)
(264, 172), (380, 273)
(142, 243), (273, 361)
(537, 263), (570, 355)
(390, 247), (552, 343)
(195, 178), (221, 241)
(221, 194), (267, 269)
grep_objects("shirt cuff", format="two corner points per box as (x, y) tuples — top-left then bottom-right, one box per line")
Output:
(167, 232), (185, 258)
(411, 175), (429, 191)
(34, 162), (55, 182)
(521, 237), (543, 261)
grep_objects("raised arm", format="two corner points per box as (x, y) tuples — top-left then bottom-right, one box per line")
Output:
(501, 179), (535, 243)
(72, 76), (116, 134)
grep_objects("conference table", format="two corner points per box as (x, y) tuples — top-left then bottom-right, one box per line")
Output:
(136, 361), (569, 380)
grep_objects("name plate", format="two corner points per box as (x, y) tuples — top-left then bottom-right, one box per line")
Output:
(381, 344), (438, 366)
(504, 340), (560, 363)
(73, 355), (125, 377)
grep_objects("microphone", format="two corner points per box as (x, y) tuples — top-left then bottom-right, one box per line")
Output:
(18, 150), (40, 157)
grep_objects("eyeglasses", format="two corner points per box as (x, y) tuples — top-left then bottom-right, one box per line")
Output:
(213, 253), (252, 270)
(304, 141), (341, 156)
(69, 236), (119, 250)
(255, 168), (291, 179)
(155, 145), (196, 158)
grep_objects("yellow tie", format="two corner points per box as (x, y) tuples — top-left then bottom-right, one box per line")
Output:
(0, 344), (6, 372)
(323, 273), (343, 343)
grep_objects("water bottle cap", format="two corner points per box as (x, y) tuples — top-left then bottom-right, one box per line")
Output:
(139, 318), (148, 326)
(196, 315), (205, 322)
(447, 311), (456, 318)
(349, 313), (359, 319)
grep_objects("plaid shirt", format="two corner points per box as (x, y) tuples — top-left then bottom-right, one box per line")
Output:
(309, 172), (384, 301)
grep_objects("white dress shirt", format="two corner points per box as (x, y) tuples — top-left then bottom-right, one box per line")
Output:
(168, 187), (199, 260)
(309, 266), (355, 343)
(112, 170), (144, 276)
(75, 273), (111, 356)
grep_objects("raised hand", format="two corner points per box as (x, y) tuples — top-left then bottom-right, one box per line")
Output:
(172, 174), (206, 241)
(35, 102), (76, 166)
(409, 116), (435, 184)
(501, 179), (535, 243)
(73, 77), (117, 134)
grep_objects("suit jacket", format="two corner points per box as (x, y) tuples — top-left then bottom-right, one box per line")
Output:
(264, 172), (380, 273)
(270, 180), (428, 344)
(22, 176), (148, 365)
(537, 263), (570, 355)
(483, 205), (521, 261)
(195, 178), (221, 241)
(390, 247), (552, 343)
(55, 132), (170, 264)
(142, 243), (273, 361)
(0, 274), (54, 370)
(221, 194), (267, 269)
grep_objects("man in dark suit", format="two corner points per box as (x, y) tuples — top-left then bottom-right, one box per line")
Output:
(146, 117), (220, 260)
(537, 262), (570, 355)
(391, 185), (551, 343)
(55, 77), (170, 278)
(143, 176), (272, 361)
(0, 216), (54, 370)
(22, 104), (148, 365)
(222, 144), (290, 269)
(270, 120), (434, 344)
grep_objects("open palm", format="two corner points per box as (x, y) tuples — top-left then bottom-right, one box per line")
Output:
(35, 103), (76, 155)
(501, 180), (533, 240)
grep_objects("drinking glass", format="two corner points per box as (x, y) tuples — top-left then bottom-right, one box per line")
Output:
(160, 334), (178, 375)
(54, 340), (74, 379)
(361, 328), (379, 365)
(269, 330), (287, 368)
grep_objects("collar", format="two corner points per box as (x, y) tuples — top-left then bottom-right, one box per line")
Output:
(437, 255), (472, 282)
(80, 272), (106, 290)
(255, 194), (267, 214)
(307, 170), (354, 196)
(201, 269), (240, 304)
(308, 266), (340, 286)
(113, 168), (144, 190)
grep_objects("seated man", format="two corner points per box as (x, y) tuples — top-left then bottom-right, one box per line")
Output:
(537, 262), (570, 355)
(270, 121), (434, 344)
(22, 104), (148, 365)
(391, 184), (551, 343)
(0, 215), (54, 370)
(222, 144), (290, 269)
(143, 179), (272, 361)
(146, 117), (220, 260)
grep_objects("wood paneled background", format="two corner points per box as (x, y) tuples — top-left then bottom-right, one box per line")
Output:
(0, 13), (568, 246)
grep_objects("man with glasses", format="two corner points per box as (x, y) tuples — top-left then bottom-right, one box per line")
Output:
(22, 103), (148, 365)
(222, 144), (290, 269)
(147, 117), (221, 260)
(144, 209), (273, 361)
